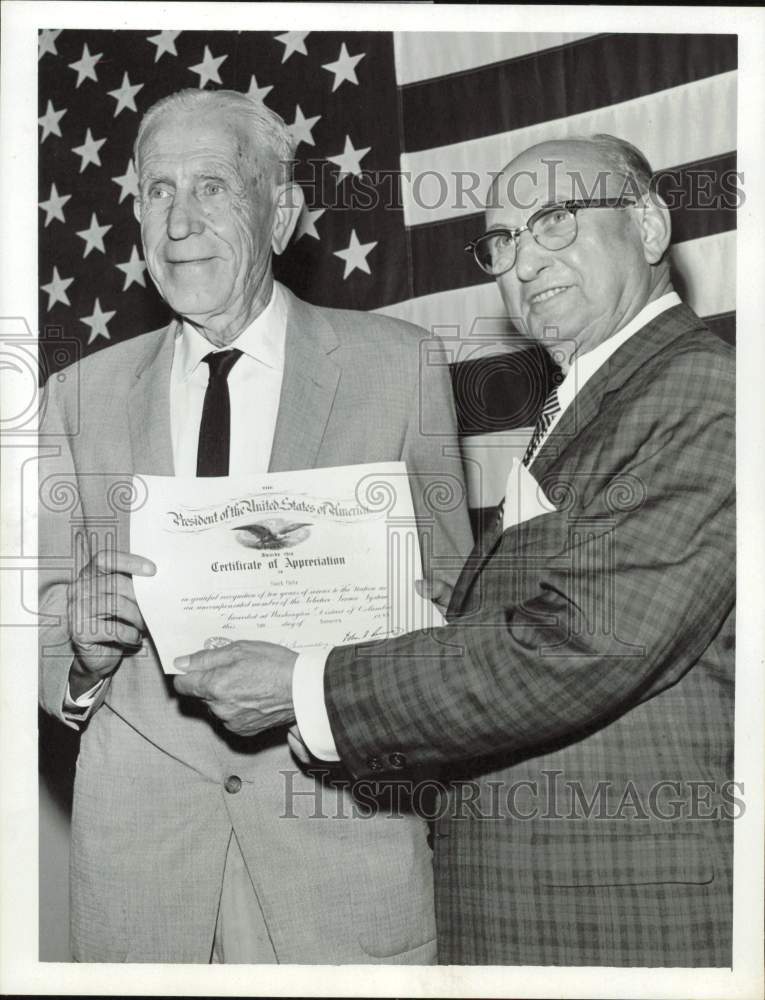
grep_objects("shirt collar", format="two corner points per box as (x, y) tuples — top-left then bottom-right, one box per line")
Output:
(557, 290), (681, 409)
(175, 281), (288, 382)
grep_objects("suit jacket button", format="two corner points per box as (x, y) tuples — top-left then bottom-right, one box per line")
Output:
(224, 775), (242, 794)
(366, 756), (383, 771)
(388, 752), (406, 769)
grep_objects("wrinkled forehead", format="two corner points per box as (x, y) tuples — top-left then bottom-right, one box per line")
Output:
(138, 109), (259, 178)
(488, 142), (623, 223)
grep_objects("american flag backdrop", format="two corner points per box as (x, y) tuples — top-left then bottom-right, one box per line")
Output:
(38, 29), (737, 534)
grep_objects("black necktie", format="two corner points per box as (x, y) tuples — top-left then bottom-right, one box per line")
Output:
(196, 349), (242, 477)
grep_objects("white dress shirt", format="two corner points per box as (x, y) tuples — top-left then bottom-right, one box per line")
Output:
(296, 290), (682, 761)
(64, 282), (289, 717)
(170, 285), (287, 476)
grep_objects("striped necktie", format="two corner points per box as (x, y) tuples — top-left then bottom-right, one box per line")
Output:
(493, 384), (561, 533)
(522, 386), (561, 467)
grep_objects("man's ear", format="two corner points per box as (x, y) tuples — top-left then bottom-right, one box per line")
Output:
(272, 182), (305, 256)
(636, 192), (671, 265)
(132, 196), (142, 224)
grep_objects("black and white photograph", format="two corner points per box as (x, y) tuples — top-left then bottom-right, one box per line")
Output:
(1, 2), (763, 997)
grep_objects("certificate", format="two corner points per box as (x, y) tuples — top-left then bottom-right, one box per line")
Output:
(130, 462), (444, 673)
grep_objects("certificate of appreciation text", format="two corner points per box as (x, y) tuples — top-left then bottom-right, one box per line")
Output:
(130, 462), (443, 672)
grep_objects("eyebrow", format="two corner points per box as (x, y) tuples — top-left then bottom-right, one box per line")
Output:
(141, 164), (237, 183)
(485, 201), (566, 230)
(140, 171), (176, 191)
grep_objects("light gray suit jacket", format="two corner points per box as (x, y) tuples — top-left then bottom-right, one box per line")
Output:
(38, 287), (473, 963)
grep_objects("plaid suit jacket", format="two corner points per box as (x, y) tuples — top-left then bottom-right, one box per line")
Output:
(325, 303), (735, 966)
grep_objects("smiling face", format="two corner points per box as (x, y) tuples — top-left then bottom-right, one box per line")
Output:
(134, 108), (277, 344)
(487, 141), (664, 364)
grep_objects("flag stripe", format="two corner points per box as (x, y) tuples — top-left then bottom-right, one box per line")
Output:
(408, 151), (737, 300)
(393, 32), (594, 86)
(703, 311), (735, 346)
(450, 344), (557, 435)
(671, 229), (736, 317)
(401, 70), (737, 227)
(400, 33), (737, 154)
(461, 431), (532, 511)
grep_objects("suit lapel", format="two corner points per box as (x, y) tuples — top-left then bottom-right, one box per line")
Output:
(127, 322), (177, 476)
(269, 289), (341, 472)
(449, 304), (704, 616)
(529, 303), (704, 480)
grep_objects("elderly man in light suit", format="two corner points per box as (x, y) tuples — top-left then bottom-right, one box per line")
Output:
(38, 88), (472, 963)
(190, 134), (736, 967)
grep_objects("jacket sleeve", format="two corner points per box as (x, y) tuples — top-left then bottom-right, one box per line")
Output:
(324, 346), (735, 779)
(38, 370), (111, 726)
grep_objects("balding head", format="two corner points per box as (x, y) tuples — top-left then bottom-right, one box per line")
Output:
(483, 136), (672, 365)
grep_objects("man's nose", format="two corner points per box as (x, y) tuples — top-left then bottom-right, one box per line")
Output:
(514, 231), (552, 282)
(166, 191), (204, 240)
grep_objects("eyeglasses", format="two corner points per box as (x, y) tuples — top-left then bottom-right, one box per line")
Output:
(464, 198), (637, 277)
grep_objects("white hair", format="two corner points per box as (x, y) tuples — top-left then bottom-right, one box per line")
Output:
(134, 88), (296, 185)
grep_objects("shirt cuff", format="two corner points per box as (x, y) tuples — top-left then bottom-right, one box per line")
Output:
(62, 678), (105, 722)
(292, 649), (340, 762)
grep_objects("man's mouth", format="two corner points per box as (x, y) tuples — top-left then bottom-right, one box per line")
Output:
(166, 257), (216, 266)
(529, 286), (570, 306)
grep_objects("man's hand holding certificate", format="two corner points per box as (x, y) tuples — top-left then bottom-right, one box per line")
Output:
(172, 640), (299, 737)
(130, 462), (444, 735)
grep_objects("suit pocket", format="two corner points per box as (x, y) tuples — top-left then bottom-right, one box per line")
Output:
(353, 816), (437, 959)
(531, 827), (715, 888)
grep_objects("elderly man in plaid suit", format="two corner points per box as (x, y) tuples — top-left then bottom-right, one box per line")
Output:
(176, 135), (735, 967)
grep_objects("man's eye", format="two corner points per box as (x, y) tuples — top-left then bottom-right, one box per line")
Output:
(203, 182), (224, 196)
(148, 186), (171, 200)
(542, 209), (569, 226)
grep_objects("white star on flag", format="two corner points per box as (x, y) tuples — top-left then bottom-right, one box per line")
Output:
(333, 229), (377, 279)
(116, 246), (148, 290)
(289, 105), (321, 148)
(38, 100), (67, 143)
(72, 129), (106, 172)
(112, 159), (140, 203)
(322, 43), (365, 92)
(327, 135), (371, 181)
(81, 299), (116, 345)
(246, 75), (273, 103)
(76, 214), (112, 258)
(41, 267), (73, 310)
(275, 31), (309, 63)
(296, 207), (326, 241)
(189, 46), (227, 88)
(39, 183), (71, 227)
(108, 73), (144, 116)
(38, 29), (62, 60)
(68, 43), (102, 88)
(147, 30), (181, 61)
